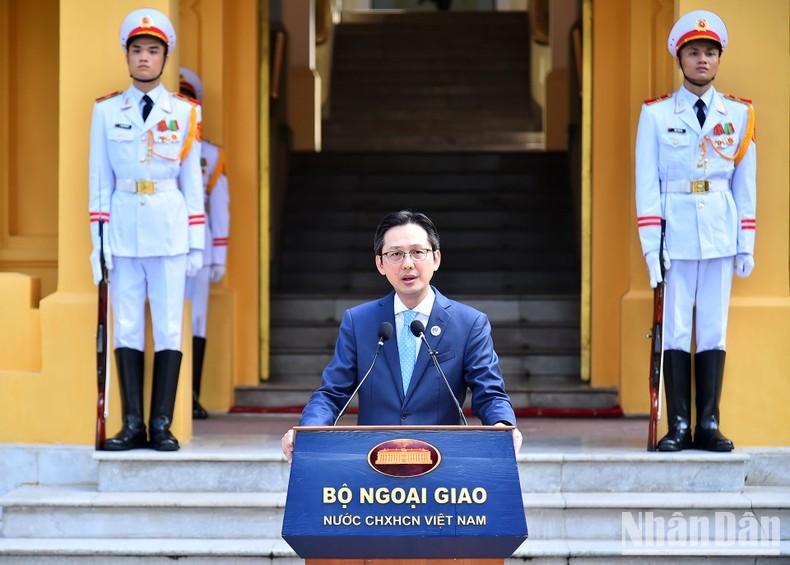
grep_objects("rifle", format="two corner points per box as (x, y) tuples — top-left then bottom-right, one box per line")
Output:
(646, 220), (667, 451)
(95, 220), (110, 450)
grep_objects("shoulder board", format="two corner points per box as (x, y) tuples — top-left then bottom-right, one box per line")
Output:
(724, 94), (752, 105)
(95, 90), (123, 103)
(644, 93), (672, 105)
(174, 92), (200, 105)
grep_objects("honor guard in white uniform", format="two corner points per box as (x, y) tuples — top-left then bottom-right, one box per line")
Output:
(179, 67), (231, 420)
(635, 10), (757, 452)
(88, 9), (205, 451)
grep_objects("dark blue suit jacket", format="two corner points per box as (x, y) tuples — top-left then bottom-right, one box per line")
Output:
(299, 287), (516, 426)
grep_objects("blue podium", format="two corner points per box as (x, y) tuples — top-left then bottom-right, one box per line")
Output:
(282, 426), (528, 564)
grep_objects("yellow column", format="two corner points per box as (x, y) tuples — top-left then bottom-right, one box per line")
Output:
(0, 0), (263, 440)
(177, 1), (237, 409)
(177, 0), (262, 400)
(223, 0), (262, 384)
(283, 0), (322, 151)
(617, 0), (790, 445)
(0, 0), (191, 444)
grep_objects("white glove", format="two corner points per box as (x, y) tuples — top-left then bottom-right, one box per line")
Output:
(735, 253), (754, 278)
(89, 246), (113, 285)
(185, 249), (203, 277)
(645, 250), (670, 288)
(210, 264), (226, 283)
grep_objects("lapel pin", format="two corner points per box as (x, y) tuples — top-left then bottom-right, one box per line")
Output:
(430, 325), (441, 337)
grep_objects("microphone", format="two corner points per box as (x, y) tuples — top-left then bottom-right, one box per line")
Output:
(334, 321), (393, 426)
(410, 319), (468, 425)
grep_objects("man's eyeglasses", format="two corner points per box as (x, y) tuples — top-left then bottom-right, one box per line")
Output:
(380, 249), (435, 264)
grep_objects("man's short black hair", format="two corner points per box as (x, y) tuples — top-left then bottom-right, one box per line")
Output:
(373, 210), (441, 256)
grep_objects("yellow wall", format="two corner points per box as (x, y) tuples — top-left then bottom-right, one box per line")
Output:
(223, 0), (263, 384)
(1, 0), (787, 447)
(594, 0), (790, 445)
(0, 0), (263, 444)
(176, 0), (263, 404)
(283, 0), (322, 151)
(0, 1), (59, 297)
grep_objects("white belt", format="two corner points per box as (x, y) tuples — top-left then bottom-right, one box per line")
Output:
(116, 179), (178, 194)
(661, 179), (730, 193)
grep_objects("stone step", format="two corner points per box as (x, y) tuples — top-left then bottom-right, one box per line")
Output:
(4, 484), (787, 542)
(234, 379), (617, 412)
(0, 485), (285, 539)
(287, 151), (568, 173)
(333, 69), (529, 84)
(507, 385), (618, 410)
(525, 488), (790, 541)
(276, 270), (579, 294)
(321, 132), (544, 152)
(270, 322), (580, 351)
(338, 11), (529, 26)
(2, 537), (785, 563)
(337, 27), (528, 40)
(287, 174), (568, 192)
(84, 446), (752, 495)
(2, 442), (788, 497)
(2, 440), (788, 562)
(329, 86), (533, 102)
(326, 117), (537, 130)
(80, 442), (756, 492)
(270, 295), (581, 324)
(0, 538), (299, 565)
(268, 350), (579, 378)
(336, 25), (528, 39)
(328, 92), (533, 111)
(280, 250), (578, 272)
(278, 229), (576, 252)
(325, 7), (536, 155)
(283, 210), (572, 231)
(335, 38), (528, 52)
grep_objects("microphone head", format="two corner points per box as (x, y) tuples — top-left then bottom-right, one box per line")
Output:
(410, 319), (426, 337)
(378, 322), (394, 341)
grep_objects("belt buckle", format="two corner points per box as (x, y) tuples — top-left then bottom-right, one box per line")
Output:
(691, 180), (710, 193)
(136, 181), (155, 194)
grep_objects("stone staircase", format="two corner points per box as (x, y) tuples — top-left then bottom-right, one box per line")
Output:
(238, 293), (617, 413)
(323, 11), (542, 152)
(1, 436), (788, 563)
(242, 151), (616, 413)
(252, 6), (602, 413)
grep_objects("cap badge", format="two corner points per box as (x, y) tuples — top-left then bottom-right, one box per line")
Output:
(695, 18), (709, 31)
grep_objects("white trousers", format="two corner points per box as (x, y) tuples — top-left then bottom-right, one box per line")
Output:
(664, 257), (734, 353)
(110, 255), (187, 351)
(185, 266), (210, 338)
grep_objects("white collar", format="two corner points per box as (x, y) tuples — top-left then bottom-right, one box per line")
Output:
(130, 83), (165, 106)
(394, 288), (435, 318)
(680, 84), (715, 110)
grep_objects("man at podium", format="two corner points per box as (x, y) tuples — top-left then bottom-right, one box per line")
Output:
(282, 210), (522, 461)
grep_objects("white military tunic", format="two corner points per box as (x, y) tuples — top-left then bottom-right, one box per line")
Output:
(185, 140), (230, 337)
(635, 85), (757, 352)
(89, 83), (205, 351)
(636, 85), (756, 259)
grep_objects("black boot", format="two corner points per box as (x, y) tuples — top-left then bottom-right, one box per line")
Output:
(657, 350), (692, 451)
(149, 350), (183, 451)
(192, 336), (209, 420)
(103, 348), (148, 450)
(693, 350), (734, 452)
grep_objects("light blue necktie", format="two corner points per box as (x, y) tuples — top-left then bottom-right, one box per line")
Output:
(399, 310), (418, 394)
